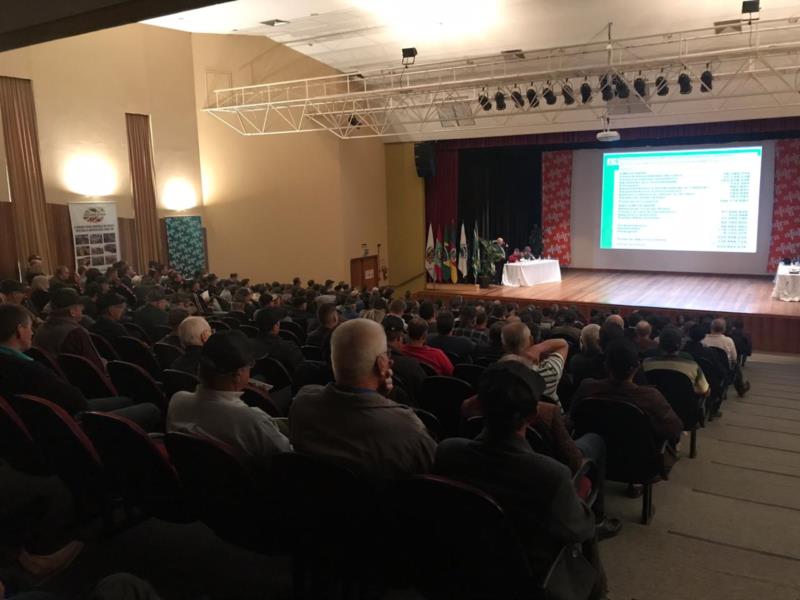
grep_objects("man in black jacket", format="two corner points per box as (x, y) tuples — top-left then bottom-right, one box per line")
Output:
(254, 307), (303, 374)
(89, 293), (128, 343)
(427, 311), (476, 363)
(133, 288), (169, 342)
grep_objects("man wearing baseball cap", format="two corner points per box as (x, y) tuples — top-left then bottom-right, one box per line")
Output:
(167, 330), (292, 466)
(254, 307), (304, 374)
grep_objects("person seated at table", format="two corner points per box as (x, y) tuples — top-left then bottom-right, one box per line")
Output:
(507, 248), (522, 263)
(427, 311), (476, 363)
(399, 318), (453, 376)
(521, 246), (535, 260)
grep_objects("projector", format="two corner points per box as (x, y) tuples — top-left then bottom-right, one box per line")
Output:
(597, 129), (621, 142)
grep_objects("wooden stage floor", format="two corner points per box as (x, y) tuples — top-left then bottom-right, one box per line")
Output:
(416, 269), (800, 354)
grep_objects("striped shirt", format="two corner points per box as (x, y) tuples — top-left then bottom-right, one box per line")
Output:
(499, 352), (565, 403)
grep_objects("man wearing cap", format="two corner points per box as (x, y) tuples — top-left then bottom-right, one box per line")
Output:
(89, 293), (129, 343)
(133, 288), (169, 341)
(384, 315), (426, 405)
(167, 330), (292, 466)
(254, 307), (304, 374)
(33, 287), (106, 373)
(291, 318), (436, 479)
(434, 361), (606, 599)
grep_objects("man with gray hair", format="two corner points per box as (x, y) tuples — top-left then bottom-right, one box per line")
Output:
(500, 322), (568, 403)
(290, 318), (436, 479)
(170, 316), (213, 375)
(702, 317), (750, 396)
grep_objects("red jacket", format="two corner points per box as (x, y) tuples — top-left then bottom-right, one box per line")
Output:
(399, 343), (454, 376)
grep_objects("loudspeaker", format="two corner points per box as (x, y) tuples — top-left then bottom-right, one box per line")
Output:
(414, 142), (436, 179)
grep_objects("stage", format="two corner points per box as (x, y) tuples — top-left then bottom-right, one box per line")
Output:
(416, 268), (800, 354)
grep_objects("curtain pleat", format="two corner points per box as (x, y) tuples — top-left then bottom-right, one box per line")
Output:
(0, 76), (54, 273)
(125, 113), (162, 273)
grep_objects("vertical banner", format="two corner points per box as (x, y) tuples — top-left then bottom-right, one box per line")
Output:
(68, 202), (120, 271)
(165, 215), (206, 277)
(541, 150), (573, 265)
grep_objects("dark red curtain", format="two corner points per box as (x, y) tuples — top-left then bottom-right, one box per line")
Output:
(425, 148), (458, 232)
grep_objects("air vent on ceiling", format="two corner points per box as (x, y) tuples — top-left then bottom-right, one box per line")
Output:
(261, 19), (290, 27)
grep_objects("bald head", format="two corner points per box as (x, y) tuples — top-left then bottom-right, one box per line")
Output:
(331, 318), (388, 386)
(605, 314), (625, 329)
(635, 320), (651, 339)
(178, 316), (212, 348)
(711, 318), (726, 334)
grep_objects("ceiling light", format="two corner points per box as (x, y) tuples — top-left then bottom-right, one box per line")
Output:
(600, 74), (614, 101)
(526, 87), (539, 107)
(562, 82), (575, 105)
(542, 82), (557, 105)
(580, 81), (592, 104)
(678, 72), (692, 94)
(633, 75), (647, 98)
(261, 19), (290, 27)
(655, 74), (669, 96)
(494, 91), (506, 111)
(614, 74), (629, 99)
(510, 89), (525, 108)
(700, 67), (713, 92)
(478, 90), (492, 111)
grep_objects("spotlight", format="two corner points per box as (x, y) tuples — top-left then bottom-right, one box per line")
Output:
(510, 89), (525, 108)
(678, 72), (692, 94)
(600, 74), (614, 101)
(633, 74), (646, 98)
(401, 47), (417, 67)
(526, 87), (539, 107)
(614, 74), (629, 99)
(700, 68), (713, 92)
(580, 81), (592, 103)
(562, 81), (575, 105)
(494, 90), (506, 110)
(655, 74), (669, 96)
(478, 91), (492, 111)
(348, 115), (362, 127)
(542, 82), (557, 105)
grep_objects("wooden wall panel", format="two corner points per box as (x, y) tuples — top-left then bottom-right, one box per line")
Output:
(0, 202), (19, 280)
(46, 203), (73, 269)
(118, 217), (137, 273)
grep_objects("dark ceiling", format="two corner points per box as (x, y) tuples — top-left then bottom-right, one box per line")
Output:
(0, 0), (232, 52)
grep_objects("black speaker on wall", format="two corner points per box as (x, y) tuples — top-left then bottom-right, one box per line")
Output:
(414, 142), (436, 179)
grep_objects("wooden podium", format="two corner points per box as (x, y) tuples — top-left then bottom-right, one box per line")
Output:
(350, 255), (379, 289)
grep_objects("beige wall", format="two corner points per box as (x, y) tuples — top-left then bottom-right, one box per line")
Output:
(191, 33), (387, 284)
(0, 24), (202, 220)
(385, 143), (426, 295)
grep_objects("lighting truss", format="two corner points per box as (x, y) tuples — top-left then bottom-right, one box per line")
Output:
(204, 17), (800, 139)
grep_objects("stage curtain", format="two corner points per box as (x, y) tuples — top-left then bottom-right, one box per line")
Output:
(425, 147), (458, 233)
(767, 139), (800, 272)
(541, 151), (572, 265)
(125, 113), (163, 271)
(457, 147), (541, 251)
(0, 76), (55, 273)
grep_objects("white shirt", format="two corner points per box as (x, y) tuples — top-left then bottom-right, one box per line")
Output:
(167, 385), (292, 463)
(702, 333), (738, 366)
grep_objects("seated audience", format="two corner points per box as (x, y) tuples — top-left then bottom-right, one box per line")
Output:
(434, 361), (606, 598)
(133, 288), (169, 341)
(399, 318), (454, 376)
(89, 293), (128, 343)
(32, 288), (105, 373)
(453, 305), (489, 344)
(418, 300), (437, 334)
(499, 322), (568, 403)
(728, 318), (752, 365)
(703, 317), (750, 395)
(427, 311), (476, 362)
(642, 327), (709, 396)
(159, 308), (190, 347)
(49, 265), (75, 290)
(633, 320), (658, 352)
(570, 338), (683, 447)
(170, 317), (213, 375)
(306, 302), (339, 347)
(29, 275), (50, 314)
(254, 307), (303, 373)
(359, 296), (387, 323)
(569, 323), (605, 387)
(683, 323), (726, 382)
(290, 318), (436, 478)
(472, 321), (506, 364)
(386, 298), (407, 322)
(384, 315), (426, 404)
(604, 314), (625, 329)
(550, 308), (582, 344)
(167, 330), (292, 467)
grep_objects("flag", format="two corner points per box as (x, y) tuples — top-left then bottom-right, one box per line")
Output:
(434, 226), (443, 282)
(425, 224), (435, 281)
(472, 222), (480, 280)
(458, 222), (468, 278)
(441, 226), (451, 283)
(449, 221), (458, 283)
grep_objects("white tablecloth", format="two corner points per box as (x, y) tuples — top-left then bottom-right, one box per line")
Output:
(502, 259), (562, 287)
(772, 263), (800, 301)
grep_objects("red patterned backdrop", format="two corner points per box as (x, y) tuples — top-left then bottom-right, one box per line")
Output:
(767, 139), (800, 272)
(541, 151), (572, 265)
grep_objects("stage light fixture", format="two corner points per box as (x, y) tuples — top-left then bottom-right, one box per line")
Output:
(700, 66), (713, 92)
(600, 74), (614, 101)
(510, 89), (525, 108)
(678, 72), (692, 94)
(478, 90), (492, 111)
(401, 47), (418, 66)
(542, 82), (557, 105)
(526, 87), (539, 107)
(494, 90), (506, 110)
(614, 74), (629, 99)
(633, 73), (646, 98)
(562, 81), (575, 105)
(580, 80), (592, 103)
(655, 73), (669, 96)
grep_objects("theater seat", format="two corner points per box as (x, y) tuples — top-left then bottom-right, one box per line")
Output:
(645, 369), (705, 458)
(112, 336), (161, 379)
(107, 361), (167, 411)
(58, 353), (118, 399)
(419, 376), (474, 439)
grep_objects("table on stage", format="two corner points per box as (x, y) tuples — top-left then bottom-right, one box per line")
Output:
(502, 259), (562, 287)
(772, 263), (800, 302)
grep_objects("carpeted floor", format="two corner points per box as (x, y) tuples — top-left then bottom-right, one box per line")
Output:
(25, 353), (800, 600)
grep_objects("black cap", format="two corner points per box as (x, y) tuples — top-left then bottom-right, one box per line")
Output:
(200, 330), (260, 374)
(383, 315), (406, 334)
(146, 288), (166, 303)
(97, 292), (127, 313)
(479, 360), (546, 401)
(0, 280), (25, 295)
(255, 306), (286, 331)
(50, 287), (86, 309)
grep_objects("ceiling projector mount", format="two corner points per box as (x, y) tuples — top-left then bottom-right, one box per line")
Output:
(597, 116), (620, 142)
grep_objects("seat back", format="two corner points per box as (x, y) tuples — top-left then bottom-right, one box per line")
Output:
(412, 408), (445, 442)
(0, 395), (46, 474)
(89, 333), (120, 361)
(207, 319), (230, 331)
(239, 324), (259, 339)
(696, 356), (724, 400)
(277, 329), (300, 346)
(152, 325), (173, 340)
(112, 336), (161, 378)
(161, 369), (199, 400)
(58, 353), (118, 398)
(383, 475), (531, 596)
(300, 345), (323, 361)
(419, 376), (474, 438)
(221, 316), (241, 330)
(572, 397), (666, 484)
(153, 342), (184, 371)
(279, 320), (305, 343)
(107, 361), (167, 410)
(418, 361), (438, 377)
(706, 346), (732, 377)
(453, 363), (485, 389)
(292, 360), (334, 394)
(81, 411), (189, 522)
(25, 346), (65, 377)
(241, 384), (281, 417)
(255, 356), (293, 390)
(123, 322), (151, 343)
(645, 369), (702, 430)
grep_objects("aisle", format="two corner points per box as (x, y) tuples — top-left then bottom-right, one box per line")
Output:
(603, 353), (800, 600)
